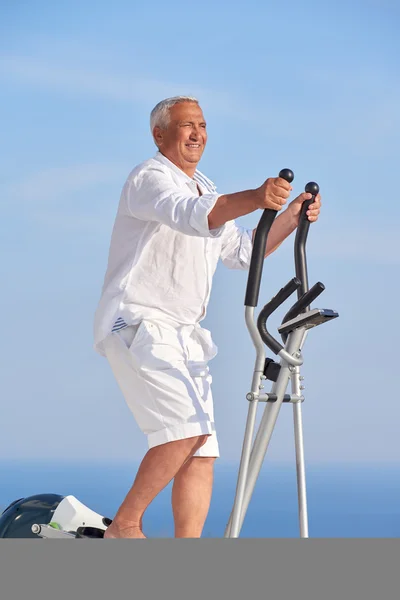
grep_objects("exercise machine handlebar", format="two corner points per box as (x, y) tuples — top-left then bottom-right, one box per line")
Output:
(249, 174), (320, 355)
(244, 168), (294, 308)
(227, 172), (335, 539)
(280, 282), (325, 345)
(256, 277), (301, 354)
(294, 181), (319, 300)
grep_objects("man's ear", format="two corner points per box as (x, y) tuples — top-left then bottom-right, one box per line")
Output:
(153, 126), (164, 148)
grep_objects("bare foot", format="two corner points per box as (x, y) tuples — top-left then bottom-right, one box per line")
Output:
(103, 522), (146, 539)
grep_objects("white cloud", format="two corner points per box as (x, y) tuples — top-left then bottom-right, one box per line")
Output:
(2, 53), (399, 158)
(0, 55), (170, 102)
(3, 163), (127, 203)
(317, 228), (400, 265)
(0, 55), (236, 112)
(1, 163), (127, 234)
(248, 66), (400, 157)
(308, 67), (400, 140)
(278, 223), (400, 266)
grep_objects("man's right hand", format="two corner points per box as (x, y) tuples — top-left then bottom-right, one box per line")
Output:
(254, 177), (292, 212)
(207, 177), (293, 231)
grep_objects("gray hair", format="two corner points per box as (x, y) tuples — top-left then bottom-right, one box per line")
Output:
(150, 96), (199, 133)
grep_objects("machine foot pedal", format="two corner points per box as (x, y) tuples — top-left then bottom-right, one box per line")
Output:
(75, 526), (106, 538)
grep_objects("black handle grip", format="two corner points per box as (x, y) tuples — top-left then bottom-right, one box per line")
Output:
(280, 282), (325, 344)
(257, 277), (301, 354)
(294, 181), (319, 301)
(245, 168), (294, 307)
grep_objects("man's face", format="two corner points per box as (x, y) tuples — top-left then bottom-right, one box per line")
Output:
(154, 102), (207, 173)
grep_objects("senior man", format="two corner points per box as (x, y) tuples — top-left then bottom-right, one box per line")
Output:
(93, 96), (321, 538)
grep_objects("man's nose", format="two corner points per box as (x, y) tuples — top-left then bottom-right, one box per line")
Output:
(189, 125), (200, 139)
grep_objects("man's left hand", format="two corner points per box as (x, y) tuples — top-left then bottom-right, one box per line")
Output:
(288, 192), (322, 225)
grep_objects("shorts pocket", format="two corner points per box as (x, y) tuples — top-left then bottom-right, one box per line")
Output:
(129, 321), (185, 372)
(127, 321), (148, 350)
(115, 322), (145, 350)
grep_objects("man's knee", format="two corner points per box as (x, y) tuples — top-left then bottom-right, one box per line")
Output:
(194, 456), (216, 466)
(196, 434), (211, 449)
(167, 434), (210, 452)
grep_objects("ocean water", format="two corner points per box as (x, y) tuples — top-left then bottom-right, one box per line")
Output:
(1, 461), (399, 538)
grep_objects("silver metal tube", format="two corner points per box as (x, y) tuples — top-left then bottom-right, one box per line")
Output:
(277, 347), (303, 367)
(244, 306), (267, 356)
(292, 329), (309, 537)
(225, 307), (265, 538)
(31, 524), (76, 539)
(225, 398), (259, 538)
(234, 328), (305, 535)
(291, 369), (309, 538)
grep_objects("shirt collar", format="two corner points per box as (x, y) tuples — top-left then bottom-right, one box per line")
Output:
(154, 151), (194, 183)
(153, 151), (216, 194)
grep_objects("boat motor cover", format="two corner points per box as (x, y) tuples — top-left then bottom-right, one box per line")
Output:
(0, 494), (65, 538)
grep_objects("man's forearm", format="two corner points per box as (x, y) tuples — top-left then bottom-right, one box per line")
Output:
(208, 186), (297, 256)
(208, 178), (292, 231)
(208, 190), (258, 230)
(253, 207), (298, 257)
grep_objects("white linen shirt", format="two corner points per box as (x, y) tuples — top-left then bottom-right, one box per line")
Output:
(93, 152), (254, 356)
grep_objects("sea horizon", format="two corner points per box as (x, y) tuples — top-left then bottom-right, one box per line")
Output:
(1, 460), (399, 538)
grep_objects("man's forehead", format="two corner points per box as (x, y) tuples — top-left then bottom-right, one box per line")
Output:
(170, 102), (205, 120)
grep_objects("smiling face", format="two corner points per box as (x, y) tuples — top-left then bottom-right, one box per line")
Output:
(153, 101), (207, 177)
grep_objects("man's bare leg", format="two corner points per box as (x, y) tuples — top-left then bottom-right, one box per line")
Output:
(172, 456), (215, 538)
(104, 435), (208, 538)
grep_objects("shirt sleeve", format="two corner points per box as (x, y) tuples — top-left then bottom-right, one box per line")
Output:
(125, 164), (224, 238)
(219, 220), (254, 270)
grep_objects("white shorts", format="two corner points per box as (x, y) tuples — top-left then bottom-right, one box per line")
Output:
(102, 319), (220, 457)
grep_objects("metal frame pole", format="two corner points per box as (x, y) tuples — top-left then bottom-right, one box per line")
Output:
(226, 172), (322, 538)
(291, 359), (309, 537)
(225, 327), (305, 537)
(225, 307), (265, 538)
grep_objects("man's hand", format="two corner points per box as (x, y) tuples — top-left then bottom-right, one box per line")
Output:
(287, 192), (322, 225)
(254, 177), (292, 212)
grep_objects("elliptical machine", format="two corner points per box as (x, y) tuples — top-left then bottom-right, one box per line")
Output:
(0, 169), (337, 539)
(225, 168), (338, 537)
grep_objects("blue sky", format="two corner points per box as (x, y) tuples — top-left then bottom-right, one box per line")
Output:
(1, 0), (399, 466)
